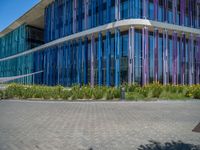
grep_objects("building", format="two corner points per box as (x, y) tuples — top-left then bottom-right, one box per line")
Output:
(0, 0), (200, 87)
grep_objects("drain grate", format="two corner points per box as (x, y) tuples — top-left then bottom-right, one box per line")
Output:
(192, 122), (200, 133)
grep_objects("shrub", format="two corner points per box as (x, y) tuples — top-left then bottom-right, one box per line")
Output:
(126, 84), (140, 92)
(0, 90), (4, 99)
(125, 92), (144, 100)
(60, 89), (71, 100)
(105, 88), (114, 100)
(113, 88), (120, 99)
(148, 83), (163, 98)
(135, 87), (149, 98)
(4, 83), (24, 99)
(82, 86), (93, 99)
(93, 87), (104, 99)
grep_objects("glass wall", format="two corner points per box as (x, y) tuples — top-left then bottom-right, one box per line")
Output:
(0, 25), (44, 84)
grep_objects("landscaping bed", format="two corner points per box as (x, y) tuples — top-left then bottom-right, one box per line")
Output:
(0, 83), (200, 101)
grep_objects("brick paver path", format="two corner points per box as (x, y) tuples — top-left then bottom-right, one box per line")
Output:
(0, 100), (200, 150)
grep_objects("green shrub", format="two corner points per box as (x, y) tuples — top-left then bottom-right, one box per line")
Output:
(3, 83), (200, 101)
(81, 86), (93, 99)
(135, 87), (149, 97)
(0, 90), (4, 99)
(191, 86), (200, 99)
(125, 92), (144, 100)
(148, 83), (163, 98)
(113, 88), (120, 99)
(93, 87), (104, 99)
(126, 84), (139, 92)
(105, 88), (114, 100)
(4, 83), (24, 99)
(159, 91), (186, 100)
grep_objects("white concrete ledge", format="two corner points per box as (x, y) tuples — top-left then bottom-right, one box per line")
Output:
(0, 19), (200, 62)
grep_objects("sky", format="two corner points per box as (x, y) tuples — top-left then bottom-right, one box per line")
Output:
(0, 0), (40, 32)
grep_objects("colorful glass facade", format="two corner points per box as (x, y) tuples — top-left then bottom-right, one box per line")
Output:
(0, 0), (200, 86)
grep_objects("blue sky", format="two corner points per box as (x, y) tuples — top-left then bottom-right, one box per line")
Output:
(0, 0), (40, 32)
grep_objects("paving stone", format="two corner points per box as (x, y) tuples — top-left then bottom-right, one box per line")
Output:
(0, 100), (200, 150)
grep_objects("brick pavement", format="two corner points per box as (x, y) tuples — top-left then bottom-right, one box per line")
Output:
(0, 100), (200, 150)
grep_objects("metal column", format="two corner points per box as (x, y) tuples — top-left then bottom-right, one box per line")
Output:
(115, 28), (120, 87)
(196, 36), (200, 84)
(154, 28), (159, 82)
(189, 34), (194, 85)
(163, 29), (169, 85)
(172, 32), (178, 85)
(84, 36), (88, 85)
(142, 27), (149, 85)
(77, 39), (82, 85)
(90, 34), (95, 87)
(128, 26), (135, 84)
(98, 32), (103, 86)
(180, 33), (186, 85)
(106, 31), (111, 86)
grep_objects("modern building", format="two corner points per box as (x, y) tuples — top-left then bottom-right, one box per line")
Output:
(0, 0), (200, 87)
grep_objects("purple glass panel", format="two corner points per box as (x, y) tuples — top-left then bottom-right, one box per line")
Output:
(181, 33), (186, 84)
(189, 34), (194, 85)
(73, 0), (77, 33)
(164, 0), (168, 22)
(163, 29), (168, 85)
(197, 1), (200, 28)
(128, 26), (135, 84)
(196, 36), (200, 84)
(173, 0), (177, 24)
(142, 27), (149, 85)
(91, 34), (95, 87)
(84, 0), (89, 30)
(172, 32), (178, 85)
(154, 28), (158, 82)
(153, 0), (158, 20)
(143, 0), (149, 19)
(180, 0), (185, 25)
